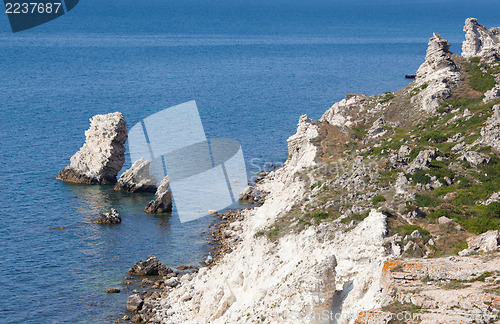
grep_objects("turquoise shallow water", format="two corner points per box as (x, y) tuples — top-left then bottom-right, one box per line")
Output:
(0, 0), (498, 322)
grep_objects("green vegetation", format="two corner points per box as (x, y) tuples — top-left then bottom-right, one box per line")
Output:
(310, 180), (323, 190)
(371, 194), (386, 204)
(379, 92), (395, 103)
(340, 211), (370, 225)
(463, 59), (496, 92)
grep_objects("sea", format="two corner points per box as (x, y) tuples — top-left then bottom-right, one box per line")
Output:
(0, 0), (498, 322)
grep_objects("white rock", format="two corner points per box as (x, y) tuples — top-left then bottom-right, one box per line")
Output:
(438, 216), (452, 224)
(57, 112), (127, 184)
(413, 33), (460, 112)
(320, 94), (367, 127)
(144, 176), (173, 214)
(474, 105), (500, 151)
(411, 230), (423, 239)
(114, 158), (157, 193)
(483, 85), (500, 103)
(462, 18), (500, 62)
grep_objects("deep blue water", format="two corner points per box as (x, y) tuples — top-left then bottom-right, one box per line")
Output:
(0, 0), (498, 323)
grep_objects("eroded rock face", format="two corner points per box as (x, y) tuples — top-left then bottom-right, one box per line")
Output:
(57, 112), (127, 184)
(474, 104), (500, 151)
(457, 151), (490, 166)
(94, 208), (121, 224)
(286, 115), (319, 172)
(413, 33), (460, 112)
(144, 176), (172, 214)
(128, 255), (173, 276)
(114, 158), (157, 193)
(320, 94), (367, 127)
(462, 18), (500, 62)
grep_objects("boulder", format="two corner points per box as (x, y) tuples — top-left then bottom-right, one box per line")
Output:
(413, 33), (460, 112)
(367, 117), (387, 138)
(407, 149), (436, 173)
(457, 151), (490, 166)
(483, 85), (500, 103)
(144, 176), (172, 213)
(114, 158), (157, 193)
(459, 230), (500, 256)
(238, 185), (255, 202)
(128, 255), (173, 276)
(411, 230), (423, 239)
(94, 208), (121, 224)
(126, 294), (144, 312)
(57, 112), (127, 184)
(438, 216), (453, 225)
(485, 192), (500, 206)
(462, 18), (500, 62)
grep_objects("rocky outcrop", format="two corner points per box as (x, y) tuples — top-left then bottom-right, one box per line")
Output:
(286, 115), (319, 171)
(57, 112), (127, 185)
(462, 18), (500, 62)
(407, 149), (436, 173)
(144, 176), (172, 214)
(320, 94), (367, 127)
(485, 192), (500, 206)
(459, 230), (500, 255)
(114, 158), (157, 193)
(367, 117), (387, 138)
(457, 151), (490, 166)
(128, 255), (173, 276)
(94, 208), (121, 224)
(483, 85), (500, 103)
(473, 104), (500, 151)
(413, 33), (460, 112)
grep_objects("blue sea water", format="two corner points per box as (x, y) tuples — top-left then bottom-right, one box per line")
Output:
(0, 0), (498, 322)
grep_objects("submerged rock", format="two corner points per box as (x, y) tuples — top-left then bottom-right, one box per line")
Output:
(128, 255), (173, 276)
(57, 112), (127, 184)
(462, 18), (500, 62)
(144, 176), (172, 214)
(413, 33), (460, 112)
(114, 158), (157, 193)
(94, 208), (121, 224)
(105, 288), (120, 294)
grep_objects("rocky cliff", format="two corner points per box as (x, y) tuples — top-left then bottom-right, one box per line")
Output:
(57, 112), (127, 185)
(128, 18), (500, 324)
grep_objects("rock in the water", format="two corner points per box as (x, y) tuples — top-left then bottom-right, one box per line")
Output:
(462, 18), (500, 62)
(128, 255), (173, 276)
(94, 208), (121, 224)
(144, 176), (172, 214)
(413, 33), (460, 112)
(105, 287), (120, 293)
(114, 158), (157, 193)
(474, 105), (500, 151)
(238, 186), (255, 202)
(457, 151), (490, 166)
(57, 112), (127, 184)
(126, 294), (144, 312)
(459, 230), (500, 256)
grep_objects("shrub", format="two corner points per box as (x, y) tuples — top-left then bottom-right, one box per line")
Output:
(310, 181), (323, 190)
(415, 193), (442, 208)
(371, 194), (386, 204)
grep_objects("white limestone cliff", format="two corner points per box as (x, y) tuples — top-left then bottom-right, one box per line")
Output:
(57, 112), (127, 184)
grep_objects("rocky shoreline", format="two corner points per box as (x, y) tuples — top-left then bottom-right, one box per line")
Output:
(112, 18), (500, 324)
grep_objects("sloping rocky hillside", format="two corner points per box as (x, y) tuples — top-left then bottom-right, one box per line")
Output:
(124, 18), (500, 324)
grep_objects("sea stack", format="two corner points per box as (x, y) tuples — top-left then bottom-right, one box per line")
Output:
(114, 158), (157, 193)
(57, 112), (127, 185)
(144, 176), (173, 213)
